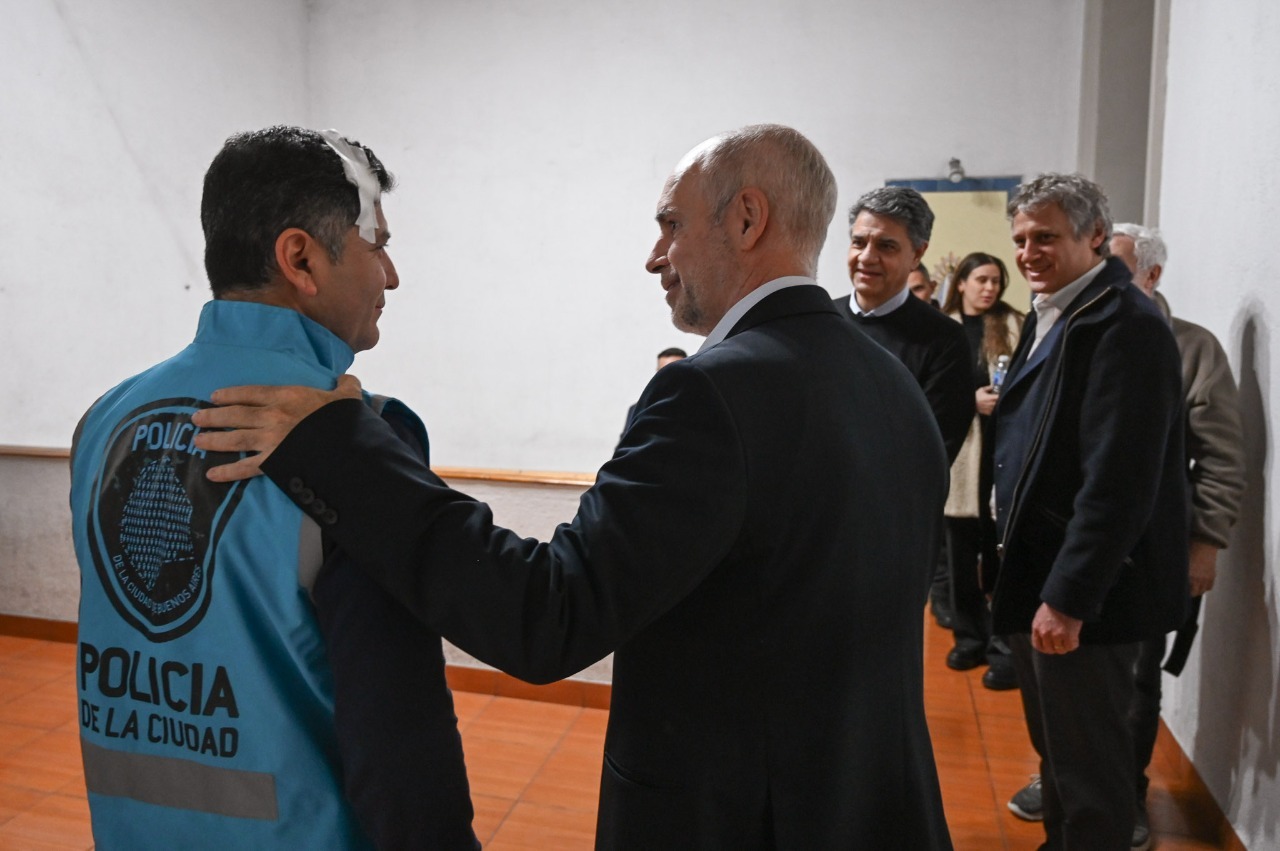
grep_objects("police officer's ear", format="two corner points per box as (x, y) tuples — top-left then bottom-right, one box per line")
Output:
(273, 228), (328, 298)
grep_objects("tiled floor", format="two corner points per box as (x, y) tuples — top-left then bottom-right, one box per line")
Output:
(0, 619), (1230, 849)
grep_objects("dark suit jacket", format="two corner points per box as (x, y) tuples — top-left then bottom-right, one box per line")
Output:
(991, 257), (1190, 642)
(263, 284), (954, 849)
(833, 293), (974, 463)
(313, 408), (478, 851)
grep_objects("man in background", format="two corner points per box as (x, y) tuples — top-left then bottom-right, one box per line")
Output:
(1112, 223), (1243, 846)
(621, 346), (686, 437)
(654, 346), (688, 369)
(835, 187), (973, 655)
(992, 174), (1188, 850)
(69, 126), (477, 849)
(1010, 223), (1246, 849)
(835, 187), (972, 464)
(193, 124), (954, 849)
(908, 262), (940, 307)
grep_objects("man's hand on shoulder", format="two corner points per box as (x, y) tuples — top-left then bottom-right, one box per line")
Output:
(1031, 602), (1083, 654)
(192, 375), (363, 482)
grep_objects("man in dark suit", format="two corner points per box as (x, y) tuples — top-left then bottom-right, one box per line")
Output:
(193, 124), (954, 849)
(991, 173), (1188, 850)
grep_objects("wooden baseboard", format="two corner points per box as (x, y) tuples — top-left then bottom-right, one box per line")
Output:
(0, 445), (595, 487)
(0, 614), (78, 643)
(1153, 721), (1247, 850)
(445, 665), (611, 709)
(0, 615), (611, 710)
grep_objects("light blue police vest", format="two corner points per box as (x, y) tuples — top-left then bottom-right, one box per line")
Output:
(70, 300), (420, 850)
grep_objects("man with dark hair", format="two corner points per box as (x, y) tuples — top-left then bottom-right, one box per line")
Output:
(621, 347), (687, 438)
(655, 345), (688, 366)
(193, 124), (953, 848)
(835, 187), (973, 464)
(835, 187), (973, 664)
(201, 126), (393, 299)
(70, 126), (477, 849)
(907, 263), (940, 306)
(992, 174), (1187, 850)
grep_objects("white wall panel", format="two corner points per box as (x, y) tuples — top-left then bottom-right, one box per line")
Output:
(1157, 2), (1280, 847)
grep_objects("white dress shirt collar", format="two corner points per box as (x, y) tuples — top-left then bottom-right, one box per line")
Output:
(849, 285), (911, 318)
(1027, 259), (1106, 356)
(697, 276), (817, 353)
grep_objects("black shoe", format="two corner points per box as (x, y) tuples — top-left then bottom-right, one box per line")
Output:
(946, 645), (985, 671)
(982, 659), (1018, 691)
(930, 596), (955, 630)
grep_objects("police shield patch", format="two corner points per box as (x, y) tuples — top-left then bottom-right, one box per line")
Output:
(87, 398), (247, 642)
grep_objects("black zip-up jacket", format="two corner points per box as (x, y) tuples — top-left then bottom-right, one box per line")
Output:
(989, 256), (1190, 643)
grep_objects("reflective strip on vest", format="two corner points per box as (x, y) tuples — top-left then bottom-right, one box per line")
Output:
(82, 739), (279, 821)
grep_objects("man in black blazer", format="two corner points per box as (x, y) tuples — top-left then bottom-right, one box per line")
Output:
(194, 124), (954, 849)
(992, 174), (1188, 850)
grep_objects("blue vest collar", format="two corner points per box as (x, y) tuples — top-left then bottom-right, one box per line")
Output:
(194, 301), (356, 376)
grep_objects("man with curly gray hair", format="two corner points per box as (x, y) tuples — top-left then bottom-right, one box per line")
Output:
(991, 173), (1189, 850)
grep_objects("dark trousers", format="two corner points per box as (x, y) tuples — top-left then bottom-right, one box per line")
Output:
(930, 537), (950, 606)
(942, 514), (1008, 665)
(1129, 635), (1166, 803)
(945, 516), (1008, 662)
(1009, 633), (1139, 850)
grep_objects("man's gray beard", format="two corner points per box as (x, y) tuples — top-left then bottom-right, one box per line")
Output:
(673, 291), (704, 334)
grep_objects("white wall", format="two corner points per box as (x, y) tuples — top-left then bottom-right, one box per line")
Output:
(435, 479), (611, 681)
(0, 0), (308, 448)
(1090, 0), (1155, 223)
(0, 454), (77, 621)
(1158, 1), (1280, 848)
(1, 0), (1089, 473)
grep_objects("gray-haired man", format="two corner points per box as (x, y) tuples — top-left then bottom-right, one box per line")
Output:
(992, 175), (1188, 850)
(1114, 223), (1243, 846)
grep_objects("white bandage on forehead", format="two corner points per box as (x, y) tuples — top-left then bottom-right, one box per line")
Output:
(319, 129), (381, 243)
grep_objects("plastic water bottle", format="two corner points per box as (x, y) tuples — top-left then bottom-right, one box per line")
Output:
(992, 355), (1011, 394)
